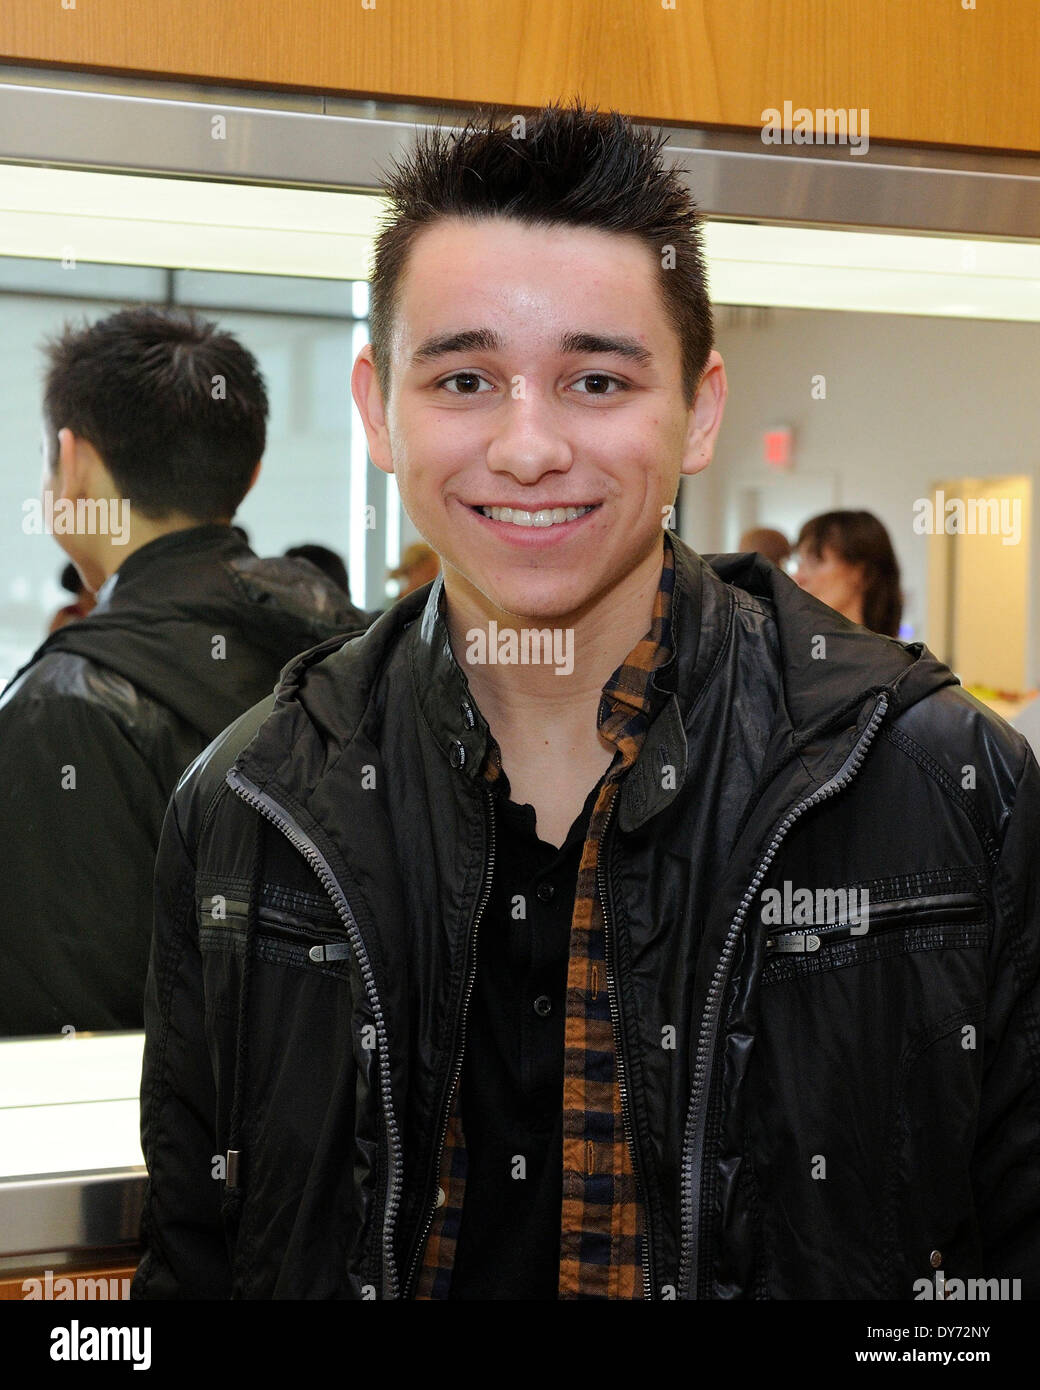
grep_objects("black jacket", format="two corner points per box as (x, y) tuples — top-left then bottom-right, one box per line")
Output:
(132, 536), (1040, 1299)
(0, 525), (371, 1035)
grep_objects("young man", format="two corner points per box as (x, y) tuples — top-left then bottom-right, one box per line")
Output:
(0, 307), (370, 1036)
(133, 106), (1040, 1300)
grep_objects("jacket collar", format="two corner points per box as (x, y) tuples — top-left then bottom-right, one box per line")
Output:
(239, 536), (956, 833)
(94, 523), (244, 608)
(410, 533), (697, 788)
(406, 536), (955, 831)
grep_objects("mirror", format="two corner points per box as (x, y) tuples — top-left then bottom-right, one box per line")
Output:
(2, 130), (1038, 1073)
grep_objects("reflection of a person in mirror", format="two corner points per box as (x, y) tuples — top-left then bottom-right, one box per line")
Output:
(791, 509), (902, 637)
(0, 305), (369, 1037)
(389, 540), (440, 597)
(47, 561), (96, 633)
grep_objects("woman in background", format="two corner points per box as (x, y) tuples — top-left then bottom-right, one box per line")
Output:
(792, 510), (903, 638)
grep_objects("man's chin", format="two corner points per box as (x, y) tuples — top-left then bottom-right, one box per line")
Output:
(459, 576), (600, 627)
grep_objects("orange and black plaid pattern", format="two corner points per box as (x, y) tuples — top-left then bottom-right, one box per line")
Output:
(415, 533), (677, 1300)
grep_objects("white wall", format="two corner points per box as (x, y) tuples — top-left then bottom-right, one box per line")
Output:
(682, 306), (1040, 680)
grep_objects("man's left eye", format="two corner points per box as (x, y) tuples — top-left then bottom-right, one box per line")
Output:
(573, 374), (626, 394)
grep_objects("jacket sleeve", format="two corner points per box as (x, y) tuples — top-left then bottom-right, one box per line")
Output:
(132, 787), (231, 1299)
(0, 690), (167, 1034)
(973, 742), (1040, 1290)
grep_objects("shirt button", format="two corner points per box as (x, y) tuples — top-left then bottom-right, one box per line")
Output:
(536, 883), (555, 902)
(533, 995), (552, 1017)
(436, 1186), (446, 1207)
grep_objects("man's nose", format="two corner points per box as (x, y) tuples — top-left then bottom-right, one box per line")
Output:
(484, 389), (574, 481)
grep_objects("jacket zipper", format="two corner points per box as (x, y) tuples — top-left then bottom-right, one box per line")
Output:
(765, 889), (986, 953)
(402, 784), (497, 1299)
(676, 691), (890, 1299)
(226, 768), (405, 1299)
(598, 787), (655, 1300)
(201, 903), (353, 958)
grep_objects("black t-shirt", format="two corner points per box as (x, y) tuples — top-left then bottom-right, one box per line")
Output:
(449, 778), (604, 1299)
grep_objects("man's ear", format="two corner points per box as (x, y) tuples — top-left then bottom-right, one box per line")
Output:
(55, 429), (114, 501)
(351, 345), (394, 477)
(245, 459), (262, 496)
(53, 428), (82, 501)
(680, 350), (728, 479)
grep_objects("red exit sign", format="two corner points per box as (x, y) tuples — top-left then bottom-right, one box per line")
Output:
(764, 427), (793, 470)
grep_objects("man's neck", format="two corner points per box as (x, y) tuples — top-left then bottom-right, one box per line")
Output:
(443, 536), (667, 739)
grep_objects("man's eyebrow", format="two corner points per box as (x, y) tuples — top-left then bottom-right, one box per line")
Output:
(410, 328), (502, 365)
(558, 331), (653, 366)
(409, 328), (654, 368)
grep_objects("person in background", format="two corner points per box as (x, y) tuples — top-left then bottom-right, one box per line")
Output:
(791, 509), (902, 638)
(389, 539), (440, 597)
(0, 306), (371, 1036)
(47, 560), (96, 633)
(738, 526), (790, 570)
(285, 542), (351, 598)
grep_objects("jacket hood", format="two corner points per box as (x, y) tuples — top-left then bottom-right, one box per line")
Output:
(25, 525), (371, 736)
(705, 549), (957, 739)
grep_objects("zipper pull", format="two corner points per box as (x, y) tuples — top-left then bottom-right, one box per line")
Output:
(766, 932), (821, 954)
(308, 942), (352, 962)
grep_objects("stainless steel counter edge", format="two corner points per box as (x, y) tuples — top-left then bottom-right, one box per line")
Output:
(0, 1168), (146, 1259)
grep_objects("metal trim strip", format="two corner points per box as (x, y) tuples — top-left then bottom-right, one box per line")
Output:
(0, 1169), (146, 1259)
(1, 83), (1038, 238)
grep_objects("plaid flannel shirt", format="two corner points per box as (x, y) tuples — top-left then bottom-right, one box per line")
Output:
(415, 533), (677, 1299)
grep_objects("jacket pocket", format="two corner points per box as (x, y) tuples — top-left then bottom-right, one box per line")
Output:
(762, 888), (988, 982)
(196, 892), (367, 1295)
(198, 895), (354, 972)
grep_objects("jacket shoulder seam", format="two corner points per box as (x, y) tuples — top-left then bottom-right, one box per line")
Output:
(881, 721), (998, 866)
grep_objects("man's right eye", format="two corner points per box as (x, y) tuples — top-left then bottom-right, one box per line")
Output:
(438, 373), (492, 394)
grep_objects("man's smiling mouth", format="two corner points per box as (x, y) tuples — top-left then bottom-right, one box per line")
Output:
(473, 504), (599, 528)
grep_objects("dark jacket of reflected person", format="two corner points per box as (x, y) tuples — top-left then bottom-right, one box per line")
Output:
(0, 528), (369, 1036)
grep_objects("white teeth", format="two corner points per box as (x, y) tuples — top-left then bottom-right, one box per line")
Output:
(479, 505), (594, 527)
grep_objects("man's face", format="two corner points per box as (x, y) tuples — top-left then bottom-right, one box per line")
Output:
(355, 216), (725, 623)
